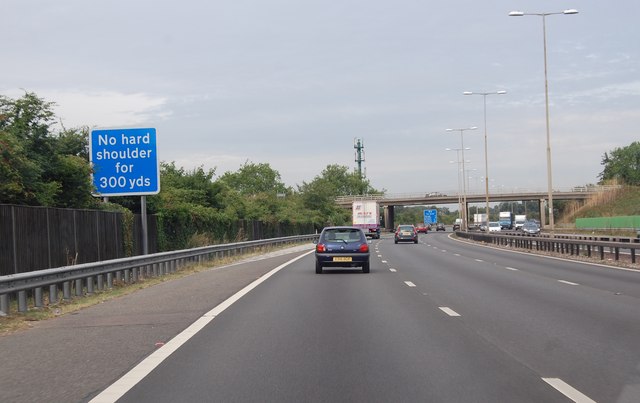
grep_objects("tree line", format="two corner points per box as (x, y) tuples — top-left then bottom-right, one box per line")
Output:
(2, 91), (638, 241)
(1, 92), (383, 248)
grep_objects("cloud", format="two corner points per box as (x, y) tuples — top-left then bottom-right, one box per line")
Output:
(5, 89), (170, 129)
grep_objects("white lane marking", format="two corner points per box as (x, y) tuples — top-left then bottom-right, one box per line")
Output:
(439, 307), (461, 317)
(89, 250), (314, 403)
(475, 259), (483, 262)
(389, 268), (397, 272)
(404, 281), (416, 287)
(542, 378), (596, 403)
(377, 254), (382, 257)
(441, 250), (447, 252)
(454, 253), (461, 256)
(505, 267), (519, 271)
(381, 260), (387, 263)
(558, 280), (580, 286)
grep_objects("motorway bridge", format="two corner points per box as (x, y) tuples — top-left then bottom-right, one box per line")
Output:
(337, 187), (608, 230)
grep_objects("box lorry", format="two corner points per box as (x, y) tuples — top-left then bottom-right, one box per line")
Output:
(352, 200), (381, 239)
(473, 213), (488, 228)
(514, 214), (527, 230)
(498, 211), (514, 230)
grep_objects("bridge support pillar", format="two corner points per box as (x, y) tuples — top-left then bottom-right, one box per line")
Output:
(384, 205), (395, 231)
(540, 199), (546, 228)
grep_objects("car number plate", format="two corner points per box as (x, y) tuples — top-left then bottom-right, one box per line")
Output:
(402, 231), (411, 236)
(333, 257), (352, 262)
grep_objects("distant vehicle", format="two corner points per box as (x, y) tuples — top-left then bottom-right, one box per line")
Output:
(427, 192), (444, 197)
(352, 200), (380, 239)
(395, 224), (418, 244)
(499, 211), (514, 230)
(473, 213), (488, 228)
(488, 222), (501, 232)
(452, 218), (462, 231)
(436, 223), (446, 231)
(315, 226), (370, 274)
(522, 221), (541, 235)
(479, 223), (488, 232)
(514, 215), (527, 230)
(415, 223), (428, 233)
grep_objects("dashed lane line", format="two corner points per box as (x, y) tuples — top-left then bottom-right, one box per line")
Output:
(439, 307), (461, 317)
(542, 378), (596, 403)
(558, 280), (580, 286)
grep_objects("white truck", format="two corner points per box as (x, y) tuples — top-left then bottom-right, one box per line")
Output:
(352, 200), (380, 239)
(473, 213), (488, 228)
(514, 214), (527, 230)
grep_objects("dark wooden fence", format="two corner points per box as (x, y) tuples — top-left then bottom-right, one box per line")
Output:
(1, 204), (314, 276)
(0, 205), (157, 276)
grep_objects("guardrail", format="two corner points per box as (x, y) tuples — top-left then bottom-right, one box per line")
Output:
(0, 234), (319, 316)
(456, 231), (639, 266)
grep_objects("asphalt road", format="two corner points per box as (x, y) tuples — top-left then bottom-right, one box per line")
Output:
(104, 233), (640, 402)
(4, 234), (640, 402)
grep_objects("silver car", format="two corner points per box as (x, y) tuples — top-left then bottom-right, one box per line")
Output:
(522, 221), (541, 235)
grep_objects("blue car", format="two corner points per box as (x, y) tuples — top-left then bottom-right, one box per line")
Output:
(315, 226), (370, 274)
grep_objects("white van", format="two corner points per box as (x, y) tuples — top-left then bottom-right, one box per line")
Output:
(488, 221), (501, 232)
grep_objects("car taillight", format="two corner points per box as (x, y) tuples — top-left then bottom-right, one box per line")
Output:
(316, 243), (326, 253)
(359, 243), (369, 253)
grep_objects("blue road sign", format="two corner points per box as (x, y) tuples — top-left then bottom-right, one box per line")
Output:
(424, 209), (437, 224)
(90, 128), (160, 196)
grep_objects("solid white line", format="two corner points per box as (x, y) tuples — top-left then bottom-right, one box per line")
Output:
(439, 307), (461, 317)
(542, 378), (596, 403)
(89, 250), (315, 403)
(404, 281), (416, 287)
(389, 268), (397, 272)
(558, 280), (580, 286)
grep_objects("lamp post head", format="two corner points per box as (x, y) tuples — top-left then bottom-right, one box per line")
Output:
(563, 9), (578, 15)
(497, 90), (507, 94)
(509, 11), (524, 16)
(463, 91), (473, 95)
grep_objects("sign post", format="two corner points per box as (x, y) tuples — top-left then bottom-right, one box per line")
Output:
(90, 127), (159, 254)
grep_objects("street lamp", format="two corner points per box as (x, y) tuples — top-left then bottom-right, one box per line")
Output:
(446, 147), (470, 227)
(463, 90), (506, 221)
(509, 9), (578, 231)
(446, 125), (477, 231)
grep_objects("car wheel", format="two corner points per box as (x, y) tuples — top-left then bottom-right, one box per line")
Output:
(414, 239), (418, 244)
(315, 261), (322, 274)
(362, 262), (370, 273)
(394, 240), (398, 244)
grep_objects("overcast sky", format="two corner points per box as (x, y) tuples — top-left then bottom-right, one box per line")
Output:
(3, 1), (639, 196)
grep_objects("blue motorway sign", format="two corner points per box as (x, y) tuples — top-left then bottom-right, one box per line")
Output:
(90, 128), (160, 196)
(424, 209), (437, 224)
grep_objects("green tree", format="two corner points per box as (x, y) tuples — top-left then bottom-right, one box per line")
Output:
(218, 161), (289, 196)
(599, 141), (640, 186)
(297, 164), (383, 226)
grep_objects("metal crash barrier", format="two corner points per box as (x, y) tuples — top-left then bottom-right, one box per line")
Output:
(0, 235), (318, 316)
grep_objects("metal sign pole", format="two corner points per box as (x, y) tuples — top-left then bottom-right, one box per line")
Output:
(141, 195), (148, 255)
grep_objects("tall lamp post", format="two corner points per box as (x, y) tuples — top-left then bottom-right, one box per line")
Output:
(446, 147), (470, 227)
(446, 126), (477, 230)
(509, 9), (578, 231)
(463, 90), (506, 222)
